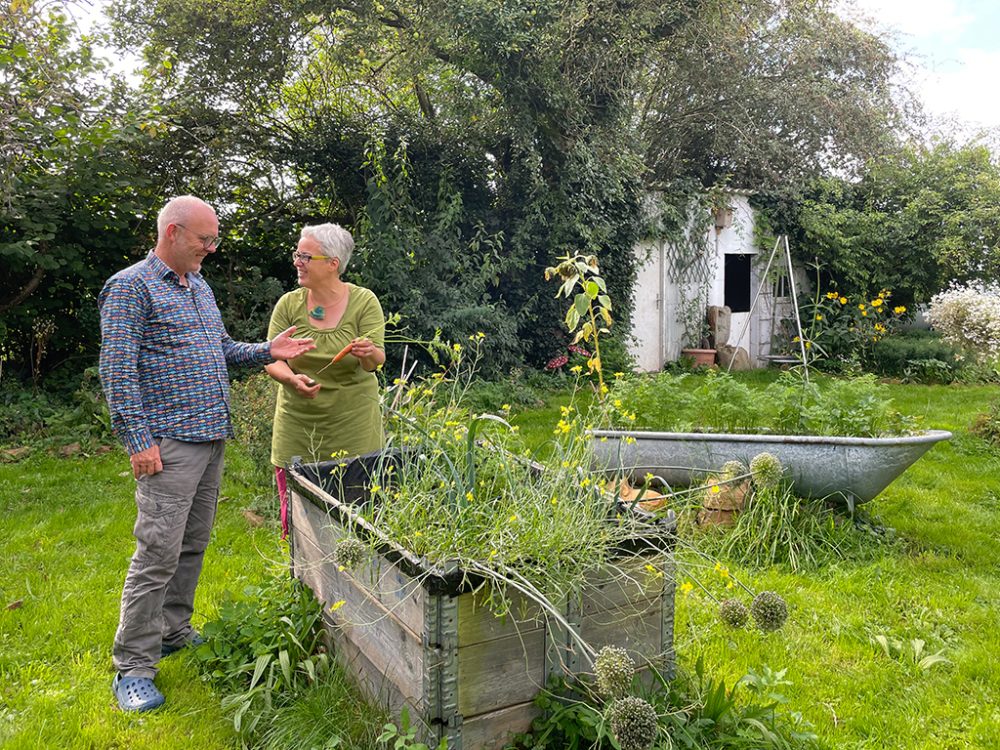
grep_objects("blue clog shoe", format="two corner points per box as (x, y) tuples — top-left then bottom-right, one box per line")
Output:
(112, 673), (165, 712)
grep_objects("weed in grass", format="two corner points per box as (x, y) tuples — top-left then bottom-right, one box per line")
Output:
(195, 571), (334, 742)
(253, 673), (387, 750)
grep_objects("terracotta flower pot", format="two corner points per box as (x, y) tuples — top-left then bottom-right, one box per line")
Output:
(680, 348), (716, 367)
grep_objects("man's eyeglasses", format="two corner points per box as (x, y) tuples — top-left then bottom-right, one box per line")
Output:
(175, 223), (222, 249)
(292, 252), (331, 264)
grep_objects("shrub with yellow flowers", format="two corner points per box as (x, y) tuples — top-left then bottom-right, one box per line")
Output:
(797, 289), (908, 368)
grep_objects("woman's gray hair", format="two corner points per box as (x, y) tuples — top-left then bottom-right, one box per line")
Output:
(301, 223), (354, 270)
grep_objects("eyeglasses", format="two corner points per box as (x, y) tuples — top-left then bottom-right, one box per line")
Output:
(292, 251), (332, 264)
(175, 223), (222, 250)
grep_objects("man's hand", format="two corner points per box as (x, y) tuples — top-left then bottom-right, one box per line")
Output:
(291, 373), (321, 399)
(270, 326), (316, 360)
(131, 445), (163, 479)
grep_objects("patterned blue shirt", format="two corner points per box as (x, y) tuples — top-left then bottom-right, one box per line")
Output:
(98, 252), (273, 454)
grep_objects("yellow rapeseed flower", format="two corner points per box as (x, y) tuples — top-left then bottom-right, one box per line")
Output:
(680, 581), (694, 595)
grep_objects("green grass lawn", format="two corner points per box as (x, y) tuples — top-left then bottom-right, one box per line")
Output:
(2, 378), (999, 748)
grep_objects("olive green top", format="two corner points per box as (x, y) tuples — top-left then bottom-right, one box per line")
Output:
(268, 285), (385, 467)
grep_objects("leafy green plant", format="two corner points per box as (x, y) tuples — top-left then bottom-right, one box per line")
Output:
(872, 635), (950, 673)
(195, 572), (331, 739)
(609, 370), (916, 438)
(545, 253), (615, 396)
(377, 708), (448, 750)
(520, 656), (818, 750)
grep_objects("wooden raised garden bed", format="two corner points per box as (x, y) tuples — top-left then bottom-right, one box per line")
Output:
(287, 457), (676, 750)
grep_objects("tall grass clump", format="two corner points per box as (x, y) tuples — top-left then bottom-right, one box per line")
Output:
(705, 453), (885, 571)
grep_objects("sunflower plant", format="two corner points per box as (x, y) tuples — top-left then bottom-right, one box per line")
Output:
(797, 289), (908, 368)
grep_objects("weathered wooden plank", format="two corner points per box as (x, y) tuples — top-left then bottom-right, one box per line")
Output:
(455, 589), (545, 647)
(581, 554), (668, 615)
(294, 520), (426, 705)
(292, 490), (425, 633)
(456, 628), (547, 717)
(324, 609), (435, 736)
(461, 701), (539, 750)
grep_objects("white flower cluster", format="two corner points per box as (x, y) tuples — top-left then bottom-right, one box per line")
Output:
(928, 282), (1000, 357)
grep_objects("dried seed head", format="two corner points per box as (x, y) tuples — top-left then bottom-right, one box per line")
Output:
(334, 538), (367, 569)
(721, 460), (745, 479)
(719, 598), (750, 629)
(594, 645), (635, 698)
(749, 452), (783, 490)
(751, 590), (789, 632)
(608, 696), (659, 750)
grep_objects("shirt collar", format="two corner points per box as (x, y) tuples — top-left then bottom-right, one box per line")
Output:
(145, 251), (204, 287)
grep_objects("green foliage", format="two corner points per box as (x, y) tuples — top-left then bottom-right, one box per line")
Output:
(971, 400), (1000, 445)
(871, 635), (950, 674)
(521, 657), (818, 750)
(0, 367), (112, 449)
(709, 479), (877, 572)
(797, 288), (908, 369)
(870, 330), (961, 380)
(229, 371), (277, 482)
(609, 371), (916, 438)
(545, 253), (614, 393)
(377, 708), (447, 750)
(195, 572), (331, 739)
(766, 142), (1000, 308)
(0, 4), (163, 384)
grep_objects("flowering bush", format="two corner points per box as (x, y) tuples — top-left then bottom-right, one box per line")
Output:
(927, 282), (1000, 359)
(798, 289), (907, 367)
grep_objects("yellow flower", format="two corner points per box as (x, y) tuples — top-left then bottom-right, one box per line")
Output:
(710, 484), (721, 494)
(614, 371), (625, 379)
(871, 298), (883, 307)
(858, 303), (866, 310)
(509, 514), (518, 522)
(465, 491), (475, 502)
(894, 305), (906, 314)
(580, 477), (591, 488)
(680, 581), (694, 595)
(501, 403), (510, 411)
(569, 365), (583, 374)
(839, 297), (847, 305)
(874, 323), (887, 333)
(861, 310), (867, 317)
(826, 291), (838, 300)
(560, 405), (575, 417)
(805, 341), (812, 349)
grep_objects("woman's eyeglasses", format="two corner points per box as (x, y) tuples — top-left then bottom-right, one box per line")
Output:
(292, 252), (331, 264)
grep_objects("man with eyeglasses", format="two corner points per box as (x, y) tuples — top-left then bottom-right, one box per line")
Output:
(98, 195), (316, 712)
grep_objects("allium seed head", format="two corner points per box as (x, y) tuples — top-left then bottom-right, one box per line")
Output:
(721, 460), (746, 479)
(719, 598), (750, 629)
(594, 645), (635, 698)
(751, 590), (789, 632)
(749, 452), (783, 490)
(334, 538), (367, 569)
(608, 696), (659, 750)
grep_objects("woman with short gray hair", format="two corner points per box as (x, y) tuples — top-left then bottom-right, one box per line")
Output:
(265, 223), (386, 536)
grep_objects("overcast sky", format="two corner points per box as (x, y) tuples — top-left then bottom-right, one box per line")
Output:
(842, 0), (1000, 133)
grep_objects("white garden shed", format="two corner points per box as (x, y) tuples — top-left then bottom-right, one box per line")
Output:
(627, 191), (805, 372)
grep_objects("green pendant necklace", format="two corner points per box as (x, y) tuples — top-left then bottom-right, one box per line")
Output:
(308, 305), (325, 320)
